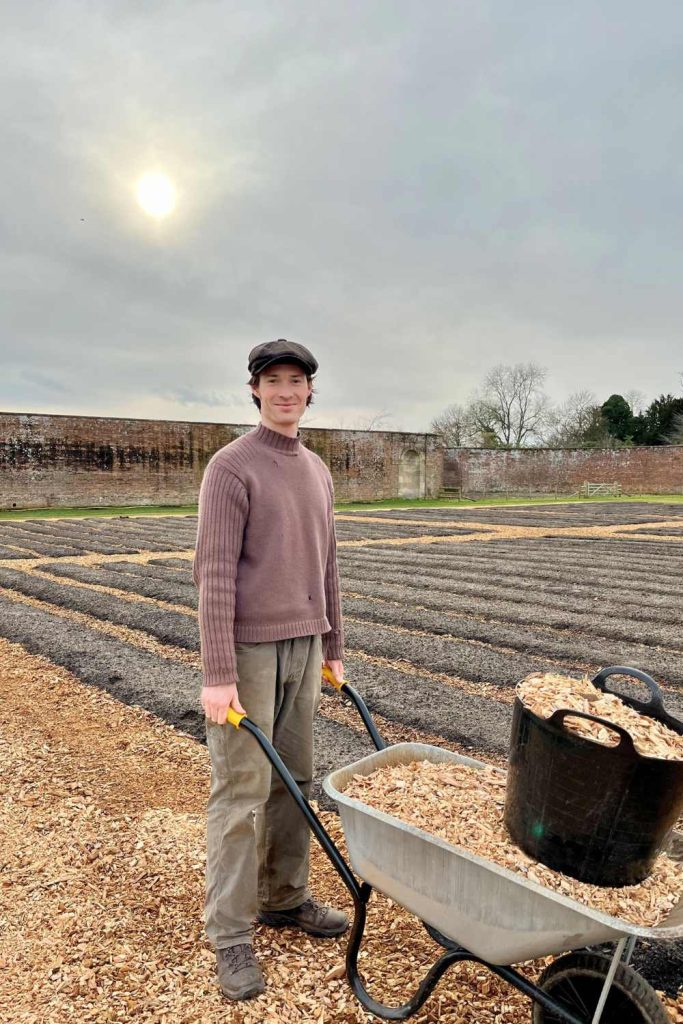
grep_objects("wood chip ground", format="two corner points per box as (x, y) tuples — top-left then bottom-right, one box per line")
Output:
(1, 638), (681, 1023)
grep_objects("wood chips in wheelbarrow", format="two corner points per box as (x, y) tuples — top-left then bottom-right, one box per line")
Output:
(517, 672), (683, 760)
(344, 759), (683, 927)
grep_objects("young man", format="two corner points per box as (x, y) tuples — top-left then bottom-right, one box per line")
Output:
(192, 339), (348, 1001)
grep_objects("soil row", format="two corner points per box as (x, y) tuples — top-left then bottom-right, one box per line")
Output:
(341, 592), (683, 708)
(16, 553), (683, 693)
(0, 567), (197, 650)
(340, 542), (683, 588)
(340, 551), (683, 612)
(38, 562), (199, 608)
(341, 564), (683, 639)
(335, 523), (477, 540)
(0, 593), (508, 793)
(0, 565), (550, 693)
(17, 557), (683, 702)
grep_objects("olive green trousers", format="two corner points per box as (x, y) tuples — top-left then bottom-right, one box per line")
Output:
(204, 635), (322, 949)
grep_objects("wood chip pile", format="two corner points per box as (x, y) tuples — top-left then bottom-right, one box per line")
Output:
(517, 672), (683, 760)
(0, 638), (561, 1024)
(2, 637), (682, 1022)
(344, 759), (683, 927)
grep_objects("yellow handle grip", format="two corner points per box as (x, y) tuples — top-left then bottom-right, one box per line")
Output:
(226, 707), (246, 729)
(322, 665), (345, 691)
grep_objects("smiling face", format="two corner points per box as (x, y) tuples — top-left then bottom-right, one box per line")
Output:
(251, 361), (313, 436)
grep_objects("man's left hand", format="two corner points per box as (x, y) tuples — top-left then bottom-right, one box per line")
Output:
(323, 659), (344, 686)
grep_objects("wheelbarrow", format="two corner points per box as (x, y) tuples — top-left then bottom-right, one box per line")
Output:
(225, 667), (683, 1023)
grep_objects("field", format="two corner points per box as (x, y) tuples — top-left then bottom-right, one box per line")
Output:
(1, 501), (682, 1022)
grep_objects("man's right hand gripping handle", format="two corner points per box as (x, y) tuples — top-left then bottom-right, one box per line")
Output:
(201, 683), (246, 724)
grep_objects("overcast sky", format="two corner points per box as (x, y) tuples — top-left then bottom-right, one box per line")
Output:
(2, 1), (682, 432)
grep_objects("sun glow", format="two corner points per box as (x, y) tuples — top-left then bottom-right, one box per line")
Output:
(135, 172), (177, 218)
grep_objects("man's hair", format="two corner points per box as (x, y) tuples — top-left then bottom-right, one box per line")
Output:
(248, 369), (315, 411)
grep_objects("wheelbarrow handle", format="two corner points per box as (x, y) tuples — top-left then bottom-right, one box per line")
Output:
(322, 664), (345, 690)
(226, 707), (246, 729)
(223, 708), (363, 901)
(321, 667), (387, 752)
(227, 670), (387, 751)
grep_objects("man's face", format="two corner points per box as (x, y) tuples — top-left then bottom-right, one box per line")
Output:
(251, 362), (312, 432)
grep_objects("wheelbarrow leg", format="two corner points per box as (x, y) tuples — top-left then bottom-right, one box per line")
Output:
(590, 937), (627, 1024)
(344, 887), (587, 1024)
(344, 882), (480, 1021)
(622, 934), (637, 966)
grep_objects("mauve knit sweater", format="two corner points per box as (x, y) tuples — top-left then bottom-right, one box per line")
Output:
(192, 422), (344, 687)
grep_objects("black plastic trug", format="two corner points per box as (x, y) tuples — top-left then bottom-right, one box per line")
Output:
(504, 667), (683, 887)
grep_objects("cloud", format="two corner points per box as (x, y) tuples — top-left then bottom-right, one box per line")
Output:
(2, 1), (683, 431)
(158, 386), (244, 409)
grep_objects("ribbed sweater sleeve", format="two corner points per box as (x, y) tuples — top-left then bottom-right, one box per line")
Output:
(322, 479), (344, 661)
(192, 460), (249, 686)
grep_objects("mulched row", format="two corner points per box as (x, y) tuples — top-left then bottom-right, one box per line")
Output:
(340, 503), (683, 526)
(38, 562), (199, 608)
(0, 641), (575, 1024)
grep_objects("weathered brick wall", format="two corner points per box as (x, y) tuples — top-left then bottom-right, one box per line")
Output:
(0, 412), (442, 509)
(444, 446), (683, 496)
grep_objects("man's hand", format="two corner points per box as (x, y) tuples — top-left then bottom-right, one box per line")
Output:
(323, 659), (344, 686)
(201, 683), (246, 724)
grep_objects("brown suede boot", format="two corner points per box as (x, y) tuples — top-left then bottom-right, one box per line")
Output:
(216, 944), (265, 1000)
(258, 897), (349, 938)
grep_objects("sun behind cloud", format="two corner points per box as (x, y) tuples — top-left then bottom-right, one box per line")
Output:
(135, 171), (177, 218)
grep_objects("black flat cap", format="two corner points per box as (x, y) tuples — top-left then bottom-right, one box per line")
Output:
(248, 339), (318, 376)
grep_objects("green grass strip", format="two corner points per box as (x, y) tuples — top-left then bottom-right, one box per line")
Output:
(2, 494), (682, 521)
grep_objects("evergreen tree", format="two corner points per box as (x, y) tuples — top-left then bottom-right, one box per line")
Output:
(600, 395), (634, 442)
(635, 395), (683, 445)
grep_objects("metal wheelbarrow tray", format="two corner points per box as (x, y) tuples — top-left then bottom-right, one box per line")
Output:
(323, 741), (683, 966)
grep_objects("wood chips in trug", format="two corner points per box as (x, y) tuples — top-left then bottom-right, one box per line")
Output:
(344, 759), (683, 927)
(517, 672), (683, 760)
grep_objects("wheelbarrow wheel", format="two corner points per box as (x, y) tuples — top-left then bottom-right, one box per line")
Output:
(532, 952), (669, 1024)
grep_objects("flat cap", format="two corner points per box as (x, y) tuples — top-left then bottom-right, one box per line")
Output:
(248, 339), (318, 377)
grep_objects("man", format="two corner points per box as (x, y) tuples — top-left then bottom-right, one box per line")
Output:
(192, 339), (348, 1002)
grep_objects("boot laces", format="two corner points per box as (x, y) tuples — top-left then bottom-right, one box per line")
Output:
(221, 943), (257, 972)
(300, 897), (328, 923)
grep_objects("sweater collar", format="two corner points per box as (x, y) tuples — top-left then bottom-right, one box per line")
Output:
(253, 422), (302, 456)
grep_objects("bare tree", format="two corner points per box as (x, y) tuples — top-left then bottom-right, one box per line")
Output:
(358, 409), (393, 431)
(310, 409), (394, 431)
(429, 403), (479, 446)
(624, 389), (646, 416)
(669, 413), (683, 444)
(545, 390), (600, 446)
(470, 362), (550, 447)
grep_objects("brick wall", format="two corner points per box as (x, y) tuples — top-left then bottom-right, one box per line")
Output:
(0, 411), (443, 509)
(444, 446), (683, 496)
